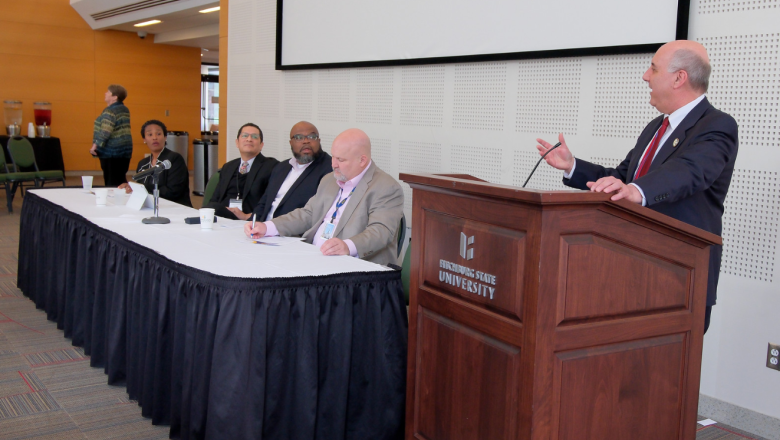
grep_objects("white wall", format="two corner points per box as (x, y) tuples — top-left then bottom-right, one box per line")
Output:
(227, 0), (780, 427)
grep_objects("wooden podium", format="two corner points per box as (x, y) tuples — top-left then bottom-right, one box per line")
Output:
(400, 174), (720, 440)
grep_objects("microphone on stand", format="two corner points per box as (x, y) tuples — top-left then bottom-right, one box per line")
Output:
(132, 160), (171, 182)
(137, 159), (172, 225)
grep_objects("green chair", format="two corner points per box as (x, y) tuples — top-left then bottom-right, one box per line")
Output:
(401, 242), (412, 305)
(7, 136), (65, 188)
(0, 148), (38, 213)
(396, 213), (407, 258)
(202, 170), (221, 204)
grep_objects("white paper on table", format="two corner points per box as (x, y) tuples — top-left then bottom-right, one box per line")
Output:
(126, 183), (149, 211)
(258, 236), (306, 244)
(697, 419), (717, 426)
(239, 236), (307, 246)
(219, 221), (249, 229)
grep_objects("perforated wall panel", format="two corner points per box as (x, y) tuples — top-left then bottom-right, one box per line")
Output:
(284, 71), (313, 120)
(228, 65), (253, 122)
(722, 169), (778, 282)
(318, 70), (351, 122)
(256, 0), (276, 53)
(698, 0), (780, 14)
(356, 68), (394, 124)
(516, 58), (582, 135)
(262, 128), (280, 161)
(593, 55), (659, 138)
(452, 63), (507, 131)
(701, 34), (780, 148)
(319, 133), (335, 154)
(228, 2), (253, 55)
(400, 66), (445, 127)
(371, 138), (393, 175)
(399, 140), (442, 219)
(256, 66), (280, 118)
(450, 145), (502, 183)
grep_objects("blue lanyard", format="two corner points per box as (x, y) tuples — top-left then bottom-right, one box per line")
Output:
(330, 187), (355, 223)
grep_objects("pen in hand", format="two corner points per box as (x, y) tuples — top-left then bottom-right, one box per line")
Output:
(251, 213), (257, 238)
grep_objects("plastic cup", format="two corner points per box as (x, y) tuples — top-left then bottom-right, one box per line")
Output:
(112, 188), (126, 205)
(82, 176), (93, 191)
(199, 208), (215, 229)
(95, 189), (108, 205)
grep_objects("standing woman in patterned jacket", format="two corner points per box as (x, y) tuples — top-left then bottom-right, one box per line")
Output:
(90, 84), (133, 187)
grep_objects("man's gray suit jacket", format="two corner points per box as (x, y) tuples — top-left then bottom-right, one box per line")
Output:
(272, 162), (404, 266)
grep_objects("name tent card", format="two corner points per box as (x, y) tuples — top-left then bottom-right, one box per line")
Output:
(127, 183), (154, 211)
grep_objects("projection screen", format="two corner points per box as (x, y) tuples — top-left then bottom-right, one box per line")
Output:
(276, 0), (689, 70)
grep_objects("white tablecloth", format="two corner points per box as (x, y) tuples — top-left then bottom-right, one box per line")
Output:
(30, 188), (389, 278)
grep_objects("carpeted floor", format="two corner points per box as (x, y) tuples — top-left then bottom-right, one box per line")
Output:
(0, 178), (172, 439)
(0, 178), (769, 439)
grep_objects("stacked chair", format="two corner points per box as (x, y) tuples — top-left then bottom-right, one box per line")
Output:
(0, 148), (38, 213)
(2, 136), (66, 213)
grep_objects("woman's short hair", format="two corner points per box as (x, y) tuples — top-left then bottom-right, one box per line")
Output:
(107, 84), (128, 103)
(141, 119), (167, 138)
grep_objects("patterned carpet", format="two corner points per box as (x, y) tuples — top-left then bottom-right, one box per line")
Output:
(0, 181), (170, 439)
(0, 179), (769, 439)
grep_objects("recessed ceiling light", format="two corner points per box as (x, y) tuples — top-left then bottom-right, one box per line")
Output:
(134, 20), (161, 27)
(199, 6), (220, 13)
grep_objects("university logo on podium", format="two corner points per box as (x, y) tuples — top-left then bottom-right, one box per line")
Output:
(459, 232), (474, 260)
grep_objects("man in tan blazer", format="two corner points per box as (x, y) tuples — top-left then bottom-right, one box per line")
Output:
(245, 128), (404, 266)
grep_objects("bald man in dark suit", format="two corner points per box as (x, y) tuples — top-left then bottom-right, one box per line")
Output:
(536, 40), (739, 333)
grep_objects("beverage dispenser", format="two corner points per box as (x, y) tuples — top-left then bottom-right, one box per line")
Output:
(4, 100), (22, 136)
(34, 102), (52, 137)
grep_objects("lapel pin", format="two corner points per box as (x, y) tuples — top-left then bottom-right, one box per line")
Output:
(672, 138), (679, 147)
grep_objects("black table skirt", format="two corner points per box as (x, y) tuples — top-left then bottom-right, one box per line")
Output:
(17, 192), (407, 440)
(1, 135), (66, 173)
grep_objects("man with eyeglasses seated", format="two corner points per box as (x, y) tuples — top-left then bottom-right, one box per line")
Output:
(251, 121), (333, 222)
(203, 123), (278, 220)
(245, 128), (403, 266)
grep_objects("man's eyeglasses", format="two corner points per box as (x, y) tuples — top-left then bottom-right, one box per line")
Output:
(291, 134), (319, 141)
(240, 133), (261, 140)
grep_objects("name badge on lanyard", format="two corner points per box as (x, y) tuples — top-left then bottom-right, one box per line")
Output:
(321, 222), (336, 239)
(230, 166), (244, 209)
(320, 187), (355, 240)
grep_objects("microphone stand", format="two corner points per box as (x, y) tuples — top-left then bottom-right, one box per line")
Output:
(142, 171), (171, 224)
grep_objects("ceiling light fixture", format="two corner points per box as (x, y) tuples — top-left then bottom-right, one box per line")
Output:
(199, 6), (220, 13)
(134, 20), (161, 27)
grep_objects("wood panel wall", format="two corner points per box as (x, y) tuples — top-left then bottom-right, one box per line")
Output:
(0, 0), (202, 172)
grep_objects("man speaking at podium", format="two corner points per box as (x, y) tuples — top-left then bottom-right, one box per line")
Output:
(535, 40), (738, 333)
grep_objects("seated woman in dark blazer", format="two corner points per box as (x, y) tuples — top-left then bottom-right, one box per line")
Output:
(118, 119), (192, 207)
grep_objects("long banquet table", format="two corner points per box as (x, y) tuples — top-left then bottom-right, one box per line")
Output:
(17, 189), (407, 440)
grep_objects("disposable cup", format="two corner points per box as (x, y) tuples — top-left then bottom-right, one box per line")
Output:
(82, 176), (93, 191)
(112, 188), (126, 205)
(95, 188), (108, 205)
(200, 208), (215, 229)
